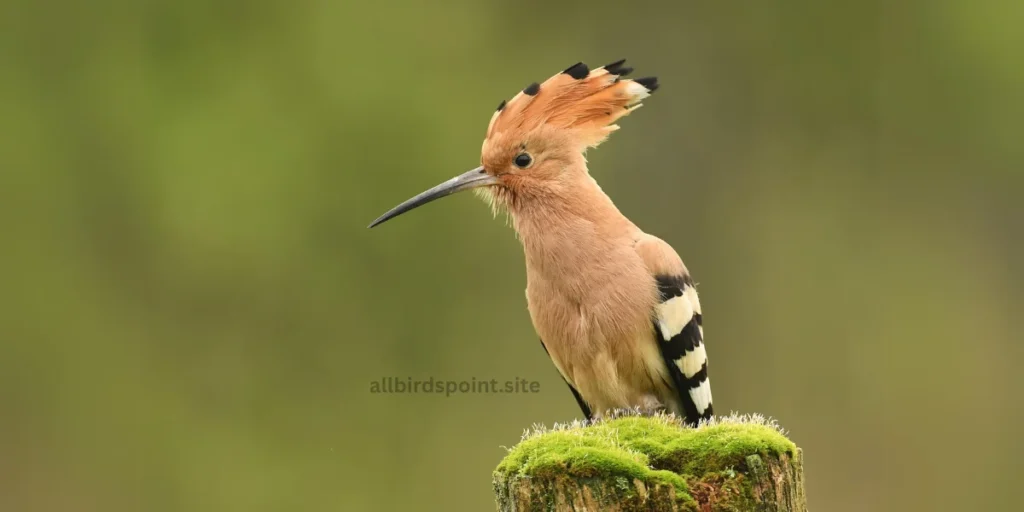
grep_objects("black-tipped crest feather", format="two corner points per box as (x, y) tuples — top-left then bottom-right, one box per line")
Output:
(485, 59), (659, 141)
(634, 76), (659, 92)
(603, 59), (632, 76)
(562, 62), (589, 79)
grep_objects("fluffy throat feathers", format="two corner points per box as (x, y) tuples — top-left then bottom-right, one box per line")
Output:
(473, 165), (601, 217)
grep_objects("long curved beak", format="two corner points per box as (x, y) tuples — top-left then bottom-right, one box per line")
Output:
(368, 166), (499, 228)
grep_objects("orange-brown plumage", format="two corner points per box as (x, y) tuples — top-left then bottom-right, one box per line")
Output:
(370, 59), (712, 425)
(485, 61), (651, 150)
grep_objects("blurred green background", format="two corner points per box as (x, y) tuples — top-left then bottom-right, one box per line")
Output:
(1, 1), (1021, 510)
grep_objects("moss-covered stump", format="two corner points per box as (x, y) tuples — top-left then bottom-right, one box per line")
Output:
(493, 414), (806, 512)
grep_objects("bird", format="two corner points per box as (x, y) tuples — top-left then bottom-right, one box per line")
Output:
(368, 59), (712, 426)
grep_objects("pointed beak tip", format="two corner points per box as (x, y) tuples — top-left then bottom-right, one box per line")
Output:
(366, 166), (494, 231)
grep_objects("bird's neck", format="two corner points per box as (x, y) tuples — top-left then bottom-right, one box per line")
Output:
(508, 171), (639, 283)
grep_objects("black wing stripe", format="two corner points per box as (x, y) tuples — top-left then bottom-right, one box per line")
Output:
(656, 274), (693, 301)
(661, 316), (703, 360)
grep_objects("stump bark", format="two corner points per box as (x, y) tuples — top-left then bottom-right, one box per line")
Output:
(492, 414), (807, 512)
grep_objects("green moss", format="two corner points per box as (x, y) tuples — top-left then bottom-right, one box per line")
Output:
(646, 469), (689, 492)
(495, 429), (650, 481)
(494, 413), (796, 507)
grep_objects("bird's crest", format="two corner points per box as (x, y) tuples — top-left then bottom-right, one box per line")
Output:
(485, 59), (659, 149)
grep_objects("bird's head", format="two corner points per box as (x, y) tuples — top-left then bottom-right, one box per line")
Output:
(369, 60), (658, 228)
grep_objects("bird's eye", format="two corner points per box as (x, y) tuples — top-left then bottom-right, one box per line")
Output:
(514, 152), (533, 168)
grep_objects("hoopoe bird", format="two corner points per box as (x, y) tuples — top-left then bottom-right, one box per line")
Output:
(369, 60), (712, 426)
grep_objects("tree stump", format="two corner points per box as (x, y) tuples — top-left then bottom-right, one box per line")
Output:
(493, 413), (806, 511)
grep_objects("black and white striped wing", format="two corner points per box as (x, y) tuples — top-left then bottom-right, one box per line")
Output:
(654, 274), (713, 425)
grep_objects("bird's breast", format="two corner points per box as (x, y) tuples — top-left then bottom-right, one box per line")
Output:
(524, 250), (658, 379)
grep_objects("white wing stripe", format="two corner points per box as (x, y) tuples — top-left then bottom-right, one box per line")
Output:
(679, 343), (706, 378)
(656, 295), (693, 340)
(689, 378), (713, 415)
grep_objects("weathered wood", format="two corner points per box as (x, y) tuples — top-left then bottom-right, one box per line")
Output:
(493, 414), (807, 512)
